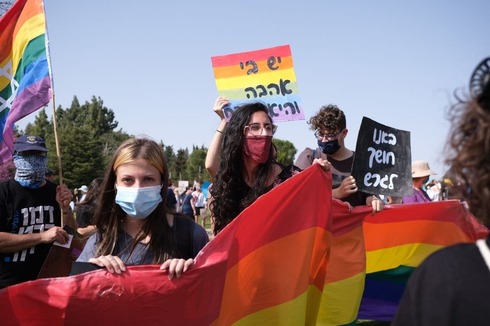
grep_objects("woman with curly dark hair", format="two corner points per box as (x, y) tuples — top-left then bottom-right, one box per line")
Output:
(393, 57), (490, 325)
(205, 98), (329, 235)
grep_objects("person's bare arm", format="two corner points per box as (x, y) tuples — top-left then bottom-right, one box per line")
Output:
(77, 225), (97, 237)
(0, 227), (69, 253)
(205, 97), (229, 178)
(57, 184), (77, 230)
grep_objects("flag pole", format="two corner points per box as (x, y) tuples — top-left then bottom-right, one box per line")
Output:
(42, 0), (64, 224)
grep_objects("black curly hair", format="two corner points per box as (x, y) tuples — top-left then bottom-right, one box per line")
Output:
(210, 102), (276, 235)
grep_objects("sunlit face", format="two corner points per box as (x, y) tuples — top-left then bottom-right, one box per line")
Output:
(115, 158), (162, 188)
(244, 111), (275, 137)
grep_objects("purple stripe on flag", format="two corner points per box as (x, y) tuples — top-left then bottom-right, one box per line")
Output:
(0, 75), (51, 162)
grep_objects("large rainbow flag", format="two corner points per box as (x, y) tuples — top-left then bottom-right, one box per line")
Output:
(0, 165), (334, 325)
(0, 0), (51, 163)
(2, 165), (487, 324)
(358, 201), (489, 321)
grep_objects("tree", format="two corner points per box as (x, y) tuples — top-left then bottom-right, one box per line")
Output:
(162, 144), (176, 180)
(273, 138), (297, 166)
(186, 145), (211, 183)
(23, 96), (130, 189)
(174, 148), (189, 181)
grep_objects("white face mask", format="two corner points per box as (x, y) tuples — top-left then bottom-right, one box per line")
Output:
(115, 185), (163, 219)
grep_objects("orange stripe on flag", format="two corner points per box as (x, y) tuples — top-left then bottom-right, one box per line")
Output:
(212, 56), (293, 79)
(0, 0), (43, 61)
(216, 228), (331, 325)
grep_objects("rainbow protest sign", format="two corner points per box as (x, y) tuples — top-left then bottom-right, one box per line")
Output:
(211, 44), (304, 122)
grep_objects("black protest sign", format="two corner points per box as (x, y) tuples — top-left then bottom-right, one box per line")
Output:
(351, 117), (412, 197)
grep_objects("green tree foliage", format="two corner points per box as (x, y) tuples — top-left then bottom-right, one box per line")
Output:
(24, 96), (129, 189)
(273, 138), (297, 166)
(186, 145), (211, 183)
(162, 143), (176, 180)
(174, 148), (189, 181)
(17, 95), (210, 189)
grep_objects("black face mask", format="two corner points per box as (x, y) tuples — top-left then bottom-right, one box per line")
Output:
(318, 139), (340, 155)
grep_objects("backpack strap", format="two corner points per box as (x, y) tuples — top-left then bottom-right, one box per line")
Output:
(476, 239), (490, 272)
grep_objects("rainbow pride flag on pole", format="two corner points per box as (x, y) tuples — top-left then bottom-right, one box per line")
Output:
(0, 0), (52, 163)
(358, 201), (489, 321)
(0, 165), (334, 325)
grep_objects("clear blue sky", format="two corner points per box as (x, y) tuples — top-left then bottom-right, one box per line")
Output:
(17, 0), (490, 177)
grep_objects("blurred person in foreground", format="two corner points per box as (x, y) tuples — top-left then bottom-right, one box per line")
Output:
(393, 57), (490, 325)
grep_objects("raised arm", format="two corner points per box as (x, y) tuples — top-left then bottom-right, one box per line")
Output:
(205, 97), (229, 178)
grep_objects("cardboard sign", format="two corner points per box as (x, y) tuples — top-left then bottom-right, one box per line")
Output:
(211, 45), (304, 122)
(351, 117), (412, 197)
(37, 225), (87, 279)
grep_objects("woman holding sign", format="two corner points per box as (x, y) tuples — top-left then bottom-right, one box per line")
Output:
(205, 98), (329, 235)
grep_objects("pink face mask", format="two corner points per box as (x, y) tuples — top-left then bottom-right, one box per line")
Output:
(243, 136), (273, 164)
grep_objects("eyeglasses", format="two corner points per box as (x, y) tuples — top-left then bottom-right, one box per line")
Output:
(314, 130), (341, 141)
(244, 123), (278, 136)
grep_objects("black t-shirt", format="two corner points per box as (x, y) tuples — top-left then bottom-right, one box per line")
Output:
(393, 236), (490, 325)
(0, 179), (61, 289)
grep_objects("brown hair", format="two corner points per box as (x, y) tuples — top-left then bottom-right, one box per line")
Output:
(445, 92), (490, 226)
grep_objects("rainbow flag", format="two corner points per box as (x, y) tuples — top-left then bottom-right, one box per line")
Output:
(211, 45), (304, 122)
(0, 0), (51, 163)
(319, 201), (370, 325)
(358, 201), (489, 321)
(0, 165), (334, 325)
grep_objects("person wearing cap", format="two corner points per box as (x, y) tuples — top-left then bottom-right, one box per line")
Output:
(0, 135), (76, 289)
(401, 160), (437, 204)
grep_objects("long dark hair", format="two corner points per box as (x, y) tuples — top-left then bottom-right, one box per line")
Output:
(77, 177), (103, 207)
(92, 137), (179, 263)
(210, 102), (276, 235)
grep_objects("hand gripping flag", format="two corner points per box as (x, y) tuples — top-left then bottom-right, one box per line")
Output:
(0, 0), (52, 163)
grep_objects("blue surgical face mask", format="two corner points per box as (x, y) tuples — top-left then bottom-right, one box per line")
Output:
(317, 139), (340, 155)
(13, 154), (48, 189)
(115, 185), (163, 219)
